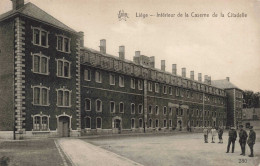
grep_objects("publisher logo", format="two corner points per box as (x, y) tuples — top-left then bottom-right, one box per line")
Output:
(118, 10), (129, 21)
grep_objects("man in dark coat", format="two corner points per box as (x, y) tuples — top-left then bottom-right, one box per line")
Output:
(239, 125), (248, 156)
(247, 126), (256, 157)
(218, 127), (224, 143)
(226, 126), (237, 153)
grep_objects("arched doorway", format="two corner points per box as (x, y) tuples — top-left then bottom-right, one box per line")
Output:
(56, 113), (72, 137)
(112, 116), (122, 134)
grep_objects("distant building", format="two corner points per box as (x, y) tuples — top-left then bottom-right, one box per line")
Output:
(241, 108), (260, 130)
(0, 0), (243, 139)
(212, 78), (243, 128)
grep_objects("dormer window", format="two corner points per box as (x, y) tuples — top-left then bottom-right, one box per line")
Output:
(32, 27), (49, 48)
(56, 34), (71, 53)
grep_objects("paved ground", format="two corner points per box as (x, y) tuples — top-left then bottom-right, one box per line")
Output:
(82, 131), (260, 166)
(0, 138), (72, 166)
(57, 138), (142, 166)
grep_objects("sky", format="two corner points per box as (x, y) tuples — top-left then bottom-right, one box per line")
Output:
(1, 0), (260, 92)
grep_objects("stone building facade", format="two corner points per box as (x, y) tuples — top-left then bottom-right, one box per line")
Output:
(0, 0), (243, 139)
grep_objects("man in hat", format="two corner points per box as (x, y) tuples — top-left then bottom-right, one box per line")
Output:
(218, 126), (224, 143)
(247, 126), (256, 157)
(239, 125), (248, 156)
(226, 126), (237, 153)
(203, 127), (209, 143)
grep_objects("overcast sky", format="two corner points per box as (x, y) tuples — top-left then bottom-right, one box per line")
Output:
(1, 0), (260, 92)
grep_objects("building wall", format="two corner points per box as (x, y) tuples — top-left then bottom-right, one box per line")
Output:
(0, 18), (15, 131)
(80, 49), (227, 135)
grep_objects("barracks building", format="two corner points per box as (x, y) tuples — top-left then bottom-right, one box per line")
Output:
(0, 0), (243, 139)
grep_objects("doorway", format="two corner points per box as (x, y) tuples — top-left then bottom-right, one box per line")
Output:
(58, 116), (70, 137)
(112, 116), (122, 134)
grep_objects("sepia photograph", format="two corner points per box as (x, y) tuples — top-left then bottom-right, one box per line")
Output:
(0, 0), (259, 165)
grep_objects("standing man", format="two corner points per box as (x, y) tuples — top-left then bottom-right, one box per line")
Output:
(218, 127), (224, 144)
(211, 127), (217, 143)
(226, 126), (237, 153)
(239, 125), (248, 156)
(247, 126), (256, 157)
(203, 127), (209, 143)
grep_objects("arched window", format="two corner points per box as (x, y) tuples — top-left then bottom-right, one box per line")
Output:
(119, 102), (124, 113)
(138, 104), (143, 114)
(85, 117), (91, 129)
(131, 103), (135, 114)
(96, 117), (102, 129)
(96, 99), (102, 112)
(31, 113), (50, 131)
(139, 119), (143, 128)
(149, 119), (153, 128)
(155, 105), (159, 115)
(32, 84), (50, 106)
(163, 106), (167, 115)
(85, 98), (91, 111)
(56, 87), (71, 107)
(131, 119), (135, 128)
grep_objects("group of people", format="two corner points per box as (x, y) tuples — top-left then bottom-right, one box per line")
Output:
(203, 125), (256, 157)
(227, 125), (256, 157)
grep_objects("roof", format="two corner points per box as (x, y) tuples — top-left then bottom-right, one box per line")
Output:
(211, 79), (241, 90)
(0, 2), (77, 33)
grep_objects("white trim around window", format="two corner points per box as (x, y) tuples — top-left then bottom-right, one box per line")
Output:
(96, 99), (102, 112)
(155, 83), (159, 93)
(110, 101), (115, 113)
(31, 112), (50, 131)
(95, 71), (102, 83)
(155, 105), (159, 115)
(56, 87), (72, 107)
(31, 26), (49, 48)
(56, 34), (71, 53)
(138, 80), (143, 90)
(31, 84), (50, 106)
(96, 117), (102, 129)
(119, 102), (124, 113)
(148, 82), (152, 92)
(110, 73), (116, 85)
(56, 58), (71, 79)
(119, 75), (124, 87)
(138, 104), (143, 114)
(84, 69), (91, 81)
(31, 52), (50, 75)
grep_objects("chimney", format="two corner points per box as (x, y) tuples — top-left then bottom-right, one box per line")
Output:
(161, 60), (165, 71)
(182, 68), (186, 77)
(208, 76), (211, 85)
(133, 51), (141, 64)
(149, 56), (155, 68)
(11, 0), (24, 10)
(190, 71), (194, 80)
(226, 77), (230, 82)
(198, 73), (202, 82)
(204, 75), (208, 84)
(79, 31), (84, 48)
(99, 39), (106, 54)
(119, 46), (125, 60)
(172, 64), (177, 75)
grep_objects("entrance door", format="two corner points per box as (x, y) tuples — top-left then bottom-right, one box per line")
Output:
(177, 120), (182, 131)
(58, 116), (70, 137)
(113, 119), (121, 134)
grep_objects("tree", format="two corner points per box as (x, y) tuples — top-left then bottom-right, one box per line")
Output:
(243, 90), (260, 108)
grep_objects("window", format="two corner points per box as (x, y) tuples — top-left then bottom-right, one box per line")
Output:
(131, 103), (135, 114)
(32, 27), (49, 47)
(139, 119), (143, 128)
(119, 102), (124, 113)
(96, 99), (102, 112)
(85, 99), (91, 111)
(155, 105), (159, 115)
(56, 87), (71, 107)
(85, 117), (91, 129)
(110, 74), (115, 85)
(96, 117), (102, 129)
(110, 101), (115, 113)
(131, 119), (135, 128)
(148, 82), (152, 92)
(169, 107), (172, 115)
(176, 88), (180, 96)
(84, 69), (91, 81)
(138, 104), (143, 114)
(32, 85), (50, 106)
(163, 85), (167, 94)
(119, 76), (124, 87)
(169, 86), (172, 95)
(163, 119), (167, 128)
(180, 109), (183, 116)
(149, 119), (153, 128)
(56, 35), (70, 53)
(176, 108), (179, 116)
(56, 58), (71, 78)
(155, 83), (159, 93)
(155, 119), (159, 128)
(163, 106), (167, 115)
(131, 78), (135, 89)
(95, 71), (102, 83)
(32, 114), (50, 131)
(32, 53), (49, 75)
(169, 120), (172, 127)
(148, 105), (152, 114)
(138, 80), (143, 90)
